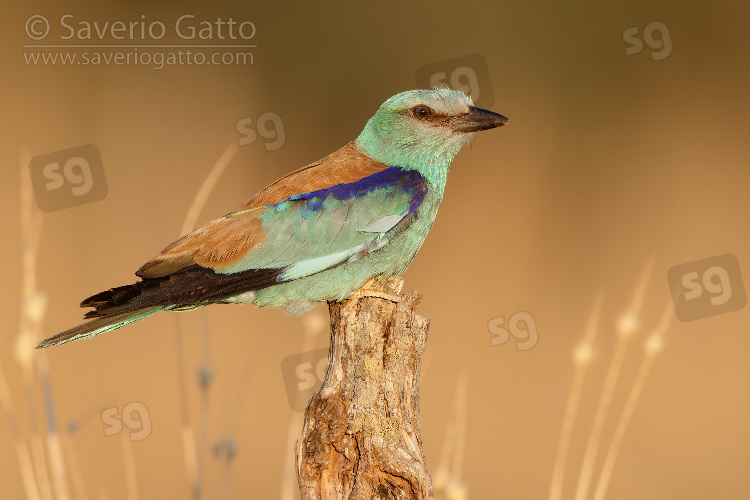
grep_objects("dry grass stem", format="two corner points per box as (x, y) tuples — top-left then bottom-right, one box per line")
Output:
(60, 427), (90, 500)
(121, 434), (139, 500)
(173, 317), (199, 498)
(591, 303), (672, 500)
(434, 372), (469, 500)
(18, 148), (54, 500)
(0, 359), (40, 500)
(174, 142), (239, 499)
(180, 141), (240, 235)
(573, 258), (654, 500)
(548, 290), (604, 500)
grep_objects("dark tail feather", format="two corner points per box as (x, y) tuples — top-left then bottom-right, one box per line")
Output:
(80, 282), (151, 319)
(35, 306), (165, 349)
(38, 264), (283, 349)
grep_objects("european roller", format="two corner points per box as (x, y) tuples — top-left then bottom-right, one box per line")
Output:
(37, 88), (508, 348)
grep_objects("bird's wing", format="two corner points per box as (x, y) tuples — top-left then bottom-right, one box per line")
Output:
(135, 142), (427, 290)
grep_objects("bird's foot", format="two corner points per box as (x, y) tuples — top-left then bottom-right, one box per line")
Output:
(348, 288), (403, 303)
(341, 278), (402, 314)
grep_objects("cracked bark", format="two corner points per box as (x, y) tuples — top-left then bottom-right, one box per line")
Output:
(295, 276), (433, 500)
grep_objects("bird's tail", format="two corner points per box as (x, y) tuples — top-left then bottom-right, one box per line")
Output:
(35, 306), (166, 349)
(35, 264), (276, 349)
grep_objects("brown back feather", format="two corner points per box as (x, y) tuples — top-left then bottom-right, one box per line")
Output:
(136, 142), (388, 279)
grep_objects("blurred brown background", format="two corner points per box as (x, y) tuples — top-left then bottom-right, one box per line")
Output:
(2, 1), (749, 499)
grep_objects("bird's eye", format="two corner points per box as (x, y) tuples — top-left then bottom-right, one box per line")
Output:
(412, 105), (432, 120)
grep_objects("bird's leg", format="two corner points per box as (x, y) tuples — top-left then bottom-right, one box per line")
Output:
(342, 277), (402, 314)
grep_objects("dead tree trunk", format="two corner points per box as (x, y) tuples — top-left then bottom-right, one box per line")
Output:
(295, 276), (433, 500)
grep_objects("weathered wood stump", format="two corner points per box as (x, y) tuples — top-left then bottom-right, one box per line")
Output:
(295, 276), (433, 499)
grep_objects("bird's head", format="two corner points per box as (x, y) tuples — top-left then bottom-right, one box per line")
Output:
(355, 88), (508, 188)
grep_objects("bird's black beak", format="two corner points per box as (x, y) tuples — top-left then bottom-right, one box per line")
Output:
(451, 106), (509, 133)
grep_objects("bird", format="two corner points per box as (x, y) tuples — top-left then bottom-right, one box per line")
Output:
(36, 88), (508, 349)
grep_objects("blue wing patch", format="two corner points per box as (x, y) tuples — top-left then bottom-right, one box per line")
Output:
(284, 167), (426, 216)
